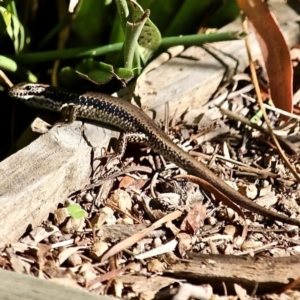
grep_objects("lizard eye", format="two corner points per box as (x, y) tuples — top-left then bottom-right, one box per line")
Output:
(25, 85), (33, 91)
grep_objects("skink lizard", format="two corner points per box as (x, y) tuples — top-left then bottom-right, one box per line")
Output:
(8, 83), (300, 227)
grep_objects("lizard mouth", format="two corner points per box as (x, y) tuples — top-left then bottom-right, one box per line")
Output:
(8, 83), (49, 100)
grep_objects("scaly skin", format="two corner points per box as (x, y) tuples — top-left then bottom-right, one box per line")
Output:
(8, 83), (300, 226)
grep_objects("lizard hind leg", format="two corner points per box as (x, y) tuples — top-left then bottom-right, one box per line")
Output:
(94, 132), (149, 177)
(115, 132), (148, 159)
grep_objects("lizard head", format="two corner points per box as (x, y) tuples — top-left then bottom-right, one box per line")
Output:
(8, 83), (50, 100)
(8, 83), (76, 111)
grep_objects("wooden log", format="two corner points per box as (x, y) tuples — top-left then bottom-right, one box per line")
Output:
(0, 122), (118, 246)
(164, 253), (300, 294)
(0, 268), (121, 300)
(137, 1), (300, 121)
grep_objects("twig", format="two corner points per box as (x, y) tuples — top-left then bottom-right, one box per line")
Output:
(241, 15), (300, 183)
(219, 107), (296, 154)
(77, 165), (152, 193)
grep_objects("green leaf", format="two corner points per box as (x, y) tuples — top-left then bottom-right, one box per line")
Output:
(115, 0), (129, 31)
(114, 67), (134, 81)
(0, 55), (37, 82)
(76, 69), (113, 85)
(0, 6), (25, 53)
(59, 67), (81, 86)
(127, 0), (161, 50)
(76, 59), (114, 84)
(124, 9), (149, 70)
(115, 0), (161, 71)
(60, 58), (133, 86)
(0, 6), (11, 28)
(67, 204), (87, 219)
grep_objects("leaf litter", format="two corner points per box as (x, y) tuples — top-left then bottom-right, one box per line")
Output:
(3, 50), (300, 300)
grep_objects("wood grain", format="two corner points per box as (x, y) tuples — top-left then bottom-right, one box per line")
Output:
(137, 1), (300, 122)
(0, 268), (120, 300)
(0, 122), (119, 246)
(164, 253), (300, 294)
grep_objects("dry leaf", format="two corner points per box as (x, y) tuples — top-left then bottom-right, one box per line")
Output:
(175, 174), (248, 241)
(180, 202), (206, 235)
(237, 0), (293, 117)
